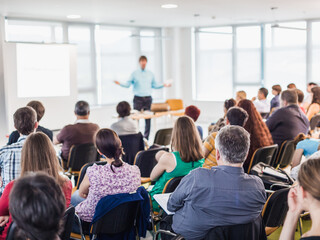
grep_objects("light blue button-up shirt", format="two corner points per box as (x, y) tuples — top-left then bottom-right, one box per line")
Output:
(120, 68), (164, 97)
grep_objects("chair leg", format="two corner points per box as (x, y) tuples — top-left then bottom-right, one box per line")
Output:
(92, 235), (97, 240)
(299, 217), (303, 236)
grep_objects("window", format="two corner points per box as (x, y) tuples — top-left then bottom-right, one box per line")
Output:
(265, 22), (307, 90)
(5, 19), (63, 43)
(235, 26), (261, 85)
(194, 27), (233, 101)
(68, 25), (96, 103)
(312, 22), (320, 83)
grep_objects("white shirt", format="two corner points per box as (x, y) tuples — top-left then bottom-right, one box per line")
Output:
(254, 99), (270, 113)
(110, 117), (139, 136)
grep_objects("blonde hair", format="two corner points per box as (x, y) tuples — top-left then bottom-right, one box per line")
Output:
(236, 91), (247, 101)
(171, 116), (203, 163)
(298, 158), (320, 201)
(21, 132), (66, 186)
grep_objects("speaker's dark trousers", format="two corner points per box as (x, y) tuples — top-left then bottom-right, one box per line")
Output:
(133, 96), (152, 139)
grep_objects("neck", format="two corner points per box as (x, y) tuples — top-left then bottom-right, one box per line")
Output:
(219, 161), (242, 168)
(77, 115), (89, 120)
(103, 157), (115, 165)
(308, 207), (320, 236)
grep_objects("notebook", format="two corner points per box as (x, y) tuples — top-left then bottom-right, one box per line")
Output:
(153, 193), (174, 215)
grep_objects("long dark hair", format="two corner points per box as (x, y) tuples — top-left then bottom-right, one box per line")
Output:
(95, 129), (124, 172)
(311, 86), (320, 105)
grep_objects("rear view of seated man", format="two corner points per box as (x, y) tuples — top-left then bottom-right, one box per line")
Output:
(110, 101), (139, 136)
(202, 106), (249, 169)
(253, 87), (270, 114)
(7, 101), (53, 145)
(0, 107), (38, 194)
(168, 125), (266, 240)
(54, 101), (99, 165)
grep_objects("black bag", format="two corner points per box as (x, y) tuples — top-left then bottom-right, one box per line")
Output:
(250, 162), (294, 190)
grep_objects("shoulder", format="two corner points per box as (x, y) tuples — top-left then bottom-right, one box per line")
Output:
(159, 152), (175, 165)
(243, 173), (265, 189)
(123, 163), (141, 174)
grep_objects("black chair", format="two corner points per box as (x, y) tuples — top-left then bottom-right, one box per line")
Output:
(162, 176), (184, 193)
(5, 222), (17, 240)
(204, 215), (267, 240)
(262, 188), (290, 236)
(119, 132), (144, 165)
(66, 143), (100, 175)
(273, 140), (295, 169)
(247, 145), (278, 173)
(134, 147), (169, 178)
(310, 114), (320, 131)
(154, 128), (173, 146)
(90, 201), (140, 240)
(75, 161), (108, 190)
(60, 206), (76, 240)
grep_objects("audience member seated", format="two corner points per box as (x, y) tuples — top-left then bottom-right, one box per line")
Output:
(71, 128), (141, 224)
(236, 90), (247, 103)
(185, 105), (203, 139)
(54, 101), (100, 164)
(7, 101), (53, 145)
(238, 99), (274, 171)
(0, 107), (38, 194)
(287, 83), (297, 89)
(110, 101), (139, 136)
(167, 126), (266, 240)
(303, 82), (318, 110)
(252, 87), (270, 115)
(266, 90), (309, 147)
(296, 89), (306, 114)
(208, 98), (236, 133)
(306, 86), (320, 121)
(0, 132), (71, 240)
(270, 84), (282, 110)
(292, 134), (319, 168)
(9, 173), (66, 240)
(280, 158), (320, 240)
(149, 116), (204, 212)
(203, 107), (249, 169)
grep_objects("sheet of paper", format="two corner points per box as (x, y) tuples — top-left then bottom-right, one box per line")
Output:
(153, 193), (174, 215)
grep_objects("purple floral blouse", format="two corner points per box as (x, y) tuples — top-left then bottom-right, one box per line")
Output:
(75, 162), (141, 222)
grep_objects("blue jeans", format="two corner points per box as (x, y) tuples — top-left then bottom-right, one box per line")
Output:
(71, 190), (85, 207)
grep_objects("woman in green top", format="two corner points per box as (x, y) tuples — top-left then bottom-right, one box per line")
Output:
(150, 116), (204, 212)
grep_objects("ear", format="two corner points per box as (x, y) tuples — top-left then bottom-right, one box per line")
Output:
(34, 122), (39, 130)
(226, 118), (230, 125)
(216, 149), (221, 161)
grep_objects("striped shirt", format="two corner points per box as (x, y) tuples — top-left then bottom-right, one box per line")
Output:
(203, 132), (218, 169)
(0, 136), (27, 193)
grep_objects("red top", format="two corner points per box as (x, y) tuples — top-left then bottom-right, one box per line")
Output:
(0, 179), (72, 240)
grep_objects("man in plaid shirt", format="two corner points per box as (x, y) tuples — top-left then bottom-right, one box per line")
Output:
(0, 107), (38, 194)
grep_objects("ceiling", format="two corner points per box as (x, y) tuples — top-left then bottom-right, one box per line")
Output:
(1, 0), (320, 27)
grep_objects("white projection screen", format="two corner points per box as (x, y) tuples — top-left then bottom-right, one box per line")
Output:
(16, 44), (70, 98)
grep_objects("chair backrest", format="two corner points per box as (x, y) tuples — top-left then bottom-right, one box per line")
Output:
(76, 161), (108, 189)
(162, 176), (184, 193)
(274, 140), (295, 169)
(204, 215), (267, 240)
(248, 145), (278, 173)
(91, 200), (140, 235)
(119, 133), (144, 165)
(310, 114), (320, 131)
(166, 99), (184, 111)
(60, 206), (75, 240)
(262, 188), (290, 228)
(153, 128), (173, 146)
(67, 143), (99, 172)
(5, 222), (17, 240)
(134, 147), (169, 177)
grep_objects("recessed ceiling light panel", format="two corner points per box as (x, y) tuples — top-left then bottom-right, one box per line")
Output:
(161, 4), (178, 9)
(67, 15), (81, 19)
